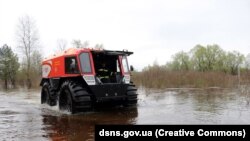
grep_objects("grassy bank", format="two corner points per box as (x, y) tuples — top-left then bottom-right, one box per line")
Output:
(0, 75), (41, 89)
(132, 66), (250, 89)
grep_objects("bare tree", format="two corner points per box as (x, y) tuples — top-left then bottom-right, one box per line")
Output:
(245, 54), (250, 70)
(82, 40), (89, 48)
(72, 40), (90, 48)
(72, 39), (82, 48)
(56, 39), (67, 52)
(31, 50), (43, 75)
(94, 44), (104, 49)
(16, 15), (39, 88)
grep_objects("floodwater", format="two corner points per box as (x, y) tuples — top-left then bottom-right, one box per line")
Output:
(0, 87), (250, 140)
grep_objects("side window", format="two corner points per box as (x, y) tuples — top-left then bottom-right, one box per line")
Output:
(122, 56), (129, 73)
(79, 53), (92, 73)
(65, 57), (79, 74)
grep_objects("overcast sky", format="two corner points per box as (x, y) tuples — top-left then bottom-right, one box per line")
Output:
(0, 0), (250, 70)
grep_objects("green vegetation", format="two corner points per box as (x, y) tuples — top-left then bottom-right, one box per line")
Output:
(133, 44), (250, 89)
(0, 44), (20, 89)
(167, 44), (245, 73)
(0, 44), (42, 89)
(1, 42), (250, 89)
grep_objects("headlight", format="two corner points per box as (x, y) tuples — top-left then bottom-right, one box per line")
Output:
(123, 75), (130, 84)
(83, 75), (96, 85)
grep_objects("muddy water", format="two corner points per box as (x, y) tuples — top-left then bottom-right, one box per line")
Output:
(0, 87), (249, 140)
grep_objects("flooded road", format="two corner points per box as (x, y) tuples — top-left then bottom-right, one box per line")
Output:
(0, 87), (249, 140)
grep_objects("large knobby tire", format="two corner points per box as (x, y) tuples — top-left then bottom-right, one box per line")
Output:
(124, 85), (138, 107)
(59, 81), (92, 114)
(41, 82), (57, 106)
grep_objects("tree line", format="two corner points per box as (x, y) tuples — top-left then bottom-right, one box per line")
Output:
(166, 44), (247, 75)
(133, 44), (250, 88)
(0, 44), (19, 89)
(0, 43), (42, 89)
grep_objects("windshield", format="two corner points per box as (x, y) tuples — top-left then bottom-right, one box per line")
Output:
(79, 52), (92, 73)
(122, 56), (129, 73)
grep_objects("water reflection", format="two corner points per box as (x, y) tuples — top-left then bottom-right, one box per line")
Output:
(41, 107), (138, 141)
(137, 87), (250, 124)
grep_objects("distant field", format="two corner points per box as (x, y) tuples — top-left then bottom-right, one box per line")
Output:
(132, 69), (250, 89)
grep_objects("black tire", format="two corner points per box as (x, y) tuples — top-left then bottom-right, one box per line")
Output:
(124, 85), (138, 107)
(41, 82), (57, 106)
(59, 81), (92, 114)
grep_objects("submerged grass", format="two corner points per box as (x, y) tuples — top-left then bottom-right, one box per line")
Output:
(239, 84), (250, 105)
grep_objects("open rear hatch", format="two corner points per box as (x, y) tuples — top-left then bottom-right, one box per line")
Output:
(91, 50), (132, 84)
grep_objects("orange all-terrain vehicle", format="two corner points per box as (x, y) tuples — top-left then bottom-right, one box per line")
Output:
(40, 48), (138, 114)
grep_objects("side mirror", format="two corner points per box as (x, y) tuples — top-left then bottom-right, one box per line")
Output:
(130, 65), (134, 71)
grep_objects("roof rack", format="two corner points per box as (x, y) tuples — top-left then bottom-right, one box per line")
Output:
(91, 50), (133, 56)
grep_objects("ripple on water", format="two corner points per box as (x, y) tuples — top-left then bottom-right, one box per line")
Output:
(0, 110), (20, 115)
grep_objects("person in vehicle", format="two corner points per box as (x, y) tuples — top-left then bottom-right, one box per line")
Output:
(97, 62), (110, 83)
(69, 58), (79, 73)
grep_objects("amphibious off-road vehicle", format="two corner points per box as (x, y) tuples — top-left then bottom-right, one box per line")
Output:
(40, 48), (138, 113)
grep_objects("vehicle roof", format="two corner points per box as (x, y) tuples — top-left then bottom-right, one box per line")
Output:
(43, 48), (133, 61)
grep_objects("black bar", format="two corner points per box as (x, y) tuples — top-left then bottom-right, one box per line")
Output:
(92, 50), (133, 56)
(95, 125), (250, 141)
